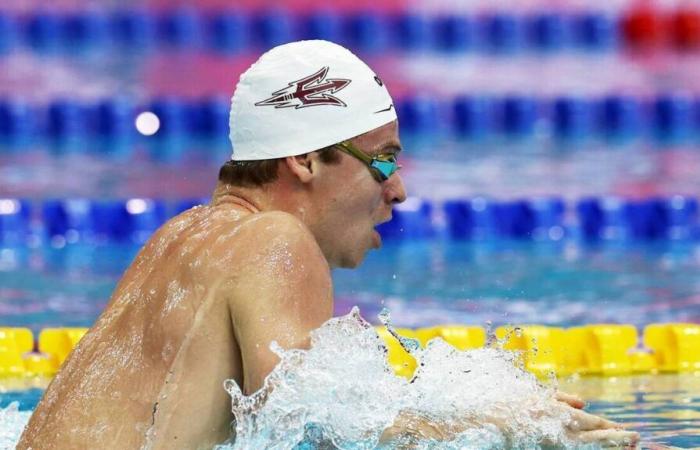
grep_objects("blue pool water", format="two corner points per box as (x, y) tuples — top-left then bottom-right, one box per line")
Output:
(2, 375), (699, 447)
(2, 4), (700, 443)
(1, 239), (700, 446)
(2, 240), (699, 332)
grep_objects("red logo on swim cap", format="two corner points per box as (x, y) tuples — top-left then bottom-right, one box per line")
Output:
(255, 67), (351, 109)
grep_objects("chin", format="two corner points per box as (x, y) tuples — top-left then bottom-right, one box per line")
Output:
(338, 256), (362, 269)
(337, 248), (368, 269)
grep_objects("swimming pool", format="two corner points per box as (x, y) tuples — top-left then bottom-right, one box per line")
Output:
(2, 138), (700, 447)
(2, 1), (700, 447)
(1, 238), (700, 447)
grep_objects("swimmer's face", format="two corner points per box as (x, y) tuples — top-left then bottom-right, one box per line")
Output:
(313, 120), (406, 268)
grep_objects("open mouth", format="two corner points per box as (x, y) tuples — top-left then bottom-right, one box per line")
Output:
(375, 215), (392, 227)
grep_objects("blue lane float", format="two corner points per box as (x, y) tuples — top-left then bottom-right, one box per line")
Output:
(90, 98), (136, 138)
(444, 197), (565, 240)
(2, 196), (698, 245)
(302, 11), (343, 43)
(0, 199), (31, 245)
(393, 14), (433, 51)
(376, 198), (434, 240)
(157, 8), (203, 48)
(0, 9), (625, 55)
(527, 12), (568, 52)
(42, 199), (167, 244)
(0, 99), (36, 142)
(396, 96), (442, 135)
(61, 11), (109, 51)
(109, 10), (158, 49)
(433, 15), (473, 52)
(551, 96), (594, 141)
(207, 11), (248, 52)
(652, 94), (694, 142)
(188, 96), (230, 137)
(576, 196), (699, 241)
(45, 99), (88, 139)
(0, 13), (15, 54)
(23, 12), (61, 52)
(452, 96), (491, 139)
(496, 95), (538, 138)
(477, 13), (522, 53)
(344, 12), (390, 53)
(1, 94), (700, 142)
(571, 12), (618, 51)
(597, 95), (644, 141)
(42, 199), (94, 241)
(252, 9), (294, 49)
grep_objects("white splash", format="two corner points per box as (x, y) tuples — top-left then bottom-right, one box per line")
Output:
(0, 308), (601, 449)
(217, 307), (590, 450)
(0, 402), (31, 450)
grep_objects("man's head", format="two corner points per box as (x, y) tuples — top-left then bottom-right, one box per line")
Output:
(228, 40), (397, 162)
(223, 40), (406, 268)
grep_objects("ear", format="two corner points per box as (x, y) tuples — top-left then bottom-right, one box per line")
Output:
(284, 153), (318, 184)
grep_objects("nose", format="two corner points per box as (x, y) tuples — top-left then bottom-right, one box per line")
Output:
(384, 172), (407, 205)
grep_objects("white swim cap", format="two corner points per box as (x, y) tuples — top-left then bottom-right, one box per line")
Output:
(229, 40), (397, 161)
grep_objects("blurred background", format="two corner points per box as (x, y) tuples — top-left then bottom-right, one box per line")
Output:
(1, 1), (700, 445)
(1, 0), (700, 329)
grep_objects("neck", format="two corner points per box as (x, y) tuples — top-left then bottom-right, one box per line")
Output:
(211, 181), (314, 226)
(211, 183), (261, 212)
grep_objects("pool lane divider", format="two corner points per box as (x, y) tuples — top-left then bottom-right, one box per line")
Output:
(1, 196), (698, 245)
(376, 323), (700, 379)
(3, 93), (700, 142)
(0, 7), (699, 55)
(1, 324), (698, 384)
(0, 327), (88, 379)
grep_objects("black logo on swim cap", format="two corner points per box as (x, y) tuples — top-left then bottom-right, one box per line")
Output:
(374, 75), (384, 86)
(255, 67), (351, 109)
(374, 104), (394, 114)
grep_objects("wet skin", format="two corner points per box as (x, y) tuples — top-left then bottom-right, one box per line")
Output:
(18, 117), (638, 448)
(17, 121), (406, 449)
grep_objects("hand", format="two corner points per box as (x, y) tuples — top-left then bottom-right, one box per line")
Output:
(553, 397), (640, 448)
(555, 390), (585, 409)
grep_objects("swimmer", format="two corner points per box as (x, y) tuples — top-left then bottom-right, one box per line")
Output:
(18, 41), (638, 449)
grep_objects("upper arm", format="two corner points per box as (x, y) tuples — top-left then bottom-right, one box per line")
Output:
(224, 212), (333, 394)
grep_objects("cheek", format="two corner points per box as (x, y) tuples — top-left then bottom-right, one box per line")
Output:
(344, 185), (382, 218)
(333, 173), (378, 212)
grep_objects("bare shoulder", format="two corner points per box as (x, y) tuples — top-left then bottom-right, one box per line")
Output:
(221, 209), (333, 320)
(220, 211), (334, 393)
(237, 210), (316, 241)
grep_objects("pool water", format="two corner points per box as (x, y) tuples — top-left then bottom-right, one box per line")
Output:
(2, 240), (699, 332)
(560, 374), (700, 448)
(2, 1), (700, 447)
(1, 240), (700, 447)
(3, 376), (700, 448)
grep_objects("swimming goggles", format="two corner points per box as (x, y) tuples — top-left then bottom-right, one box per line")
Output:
(333, 141), (400, 182)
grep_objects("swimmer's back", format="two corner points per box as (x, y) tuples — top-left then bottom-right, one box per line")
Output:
(17, 200), (329, 450)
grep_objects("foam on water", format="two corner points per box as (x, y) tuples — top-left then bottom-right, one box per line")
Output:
(0, 308), (602, 449)
(217, 307), (592, 450)
(0, 402), (31, 450)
